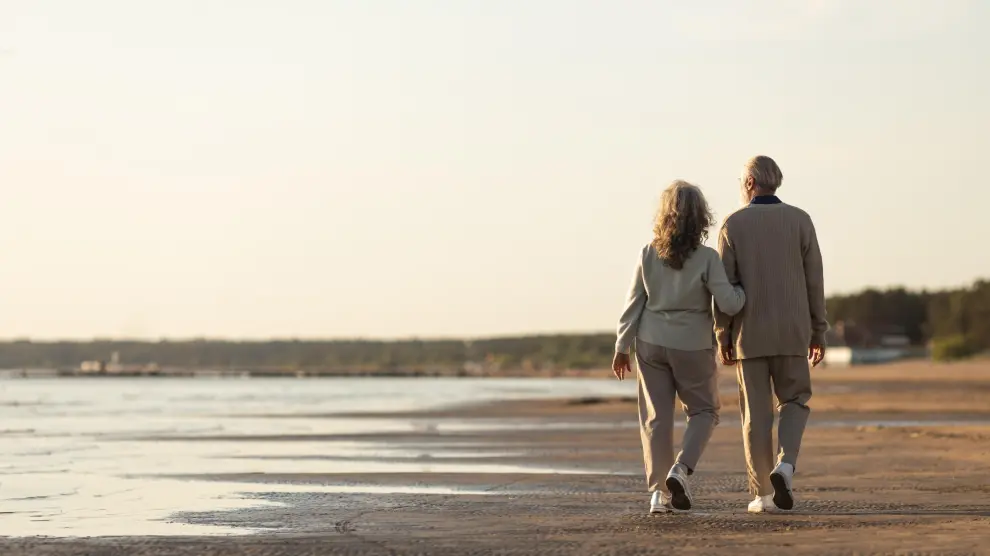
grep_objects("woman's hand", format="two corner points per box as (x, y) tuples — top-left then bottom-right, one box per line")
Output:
(718, 344), (737, 366)
(612, 352), (632, 381)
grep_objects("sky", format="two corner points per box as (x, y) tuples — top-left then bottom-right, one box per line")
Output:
(1, 0), (988, 340)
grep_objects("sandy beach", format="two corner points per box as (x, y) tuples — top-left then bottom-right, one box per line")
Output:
(2, 360), (989, 555)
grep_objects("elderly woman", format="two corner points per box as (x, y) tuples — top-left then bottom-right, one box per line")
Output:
(612, 180), (745, 513)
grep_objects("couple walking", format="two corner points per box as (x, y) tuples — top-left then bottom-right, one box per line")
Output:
(612, 155), (827, 514)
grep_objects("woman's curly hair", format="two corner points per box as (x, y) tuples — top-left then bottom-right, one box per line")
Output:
(652, 180), (715, 270)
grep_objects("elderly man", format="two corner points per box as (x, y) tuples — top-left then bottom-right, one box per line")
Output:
(714, 156), (827, 513)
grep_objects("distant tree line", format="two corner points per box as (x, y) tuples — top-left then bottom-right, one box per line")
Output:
(0, 280), (985, 371)
(827, 279), (990, 360)
(0, 335), (617, 373)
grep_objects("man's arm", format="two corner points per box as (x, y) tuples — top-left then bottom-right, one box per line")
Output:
(803, 218), (828, 364)
(714, 225), (738, 363)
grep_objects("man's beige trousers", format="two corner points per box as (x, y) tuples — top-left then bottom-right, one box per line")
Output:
(737, 356), (812, 495)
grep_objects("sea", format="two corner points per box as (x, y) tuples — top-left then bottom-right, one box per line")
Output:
(0, 377), (635, 537)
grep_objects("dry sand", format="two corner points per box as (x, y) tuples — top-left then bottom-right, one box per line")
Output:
(3, 360), (989, 555)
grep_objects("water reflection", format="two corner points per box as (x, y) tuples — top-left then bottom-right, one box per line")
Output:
(0, 377), (635, 537)
(0, 476), (499, 537)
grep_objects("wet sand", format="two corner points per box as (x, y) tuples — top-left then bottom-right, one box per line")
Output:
(3, 360), (990, 555)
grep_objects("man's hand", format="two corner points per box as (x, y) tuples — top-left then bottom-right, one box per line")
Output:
(809, 344), (826, 367)
(612, 352), (632, 381)
(718, 344), (737, 366)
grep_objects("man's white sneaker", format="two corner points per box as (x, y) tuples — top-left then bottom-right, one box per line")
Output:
(748, 495), (778, 513)
(650, 490), (672, 514)
(770, 462), (795, 510)
(664, 463), (693, 511)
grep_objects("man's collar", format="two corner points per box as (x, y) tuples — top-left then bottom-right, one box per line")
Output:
(750, 195), (782, 205)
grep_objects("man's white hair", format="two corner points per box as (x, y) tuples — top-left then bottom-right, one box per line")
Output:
(741, 156), (783, 191)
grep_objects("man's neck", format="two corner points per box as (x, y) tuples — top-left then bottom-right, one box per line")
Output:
(749, 187), (776, 200)
(748, 190), (782, 205)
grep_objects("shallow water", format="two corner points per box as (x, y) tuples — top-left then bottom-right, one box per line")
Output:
(0, 377), (634, 537)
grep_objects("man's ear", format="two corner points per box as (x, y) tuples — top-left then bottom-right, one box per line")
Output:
(743, 176), (756, 191)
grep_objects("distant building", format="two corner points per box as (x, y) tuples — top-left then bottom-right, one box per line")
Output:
(79, 352), (162, 376)
(823, 346), (908, 367)
(106, 351), (123, 373)
(79, 360), (105, 373)
(827, 320), (914, 350)
(879, 334), (910, 347)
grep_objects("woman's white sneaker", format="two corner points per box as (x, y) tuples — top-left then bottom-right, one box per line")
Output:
(748, 495), (778, 513)
(650, 491), (672, 514)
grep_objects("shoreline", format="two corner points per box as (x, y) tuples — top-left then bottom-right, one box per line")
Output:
(3, 356), (988, 380)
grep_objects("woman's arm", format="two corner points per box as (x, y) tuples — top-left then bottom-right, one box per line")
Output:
(706, 247), (746, 316)
(615, 249), (648, 355)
